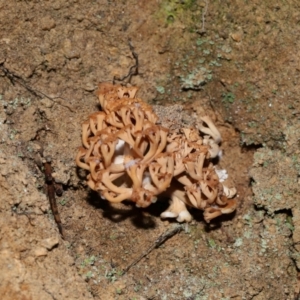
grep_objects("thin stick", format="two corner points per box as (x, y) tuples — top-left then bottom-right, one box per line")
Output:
(0, 64), (74, 112)
(201, 0), (209, 33)
(43, 157), (65, 239)
(113, 39), (139, 85)
(122, 224), (182, 274)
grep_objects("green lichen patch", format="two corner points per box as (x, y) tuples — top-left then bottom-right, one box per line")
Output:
(155, 0), (198, 25)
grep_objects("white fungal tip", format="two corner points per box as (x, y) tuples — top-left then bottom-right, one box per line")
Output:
(161, 211), (177, 219)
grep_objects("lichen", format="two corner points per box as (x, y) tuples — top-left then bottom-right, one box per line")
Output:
(250, 121), (300, 268)
(180, 67), (212, 90)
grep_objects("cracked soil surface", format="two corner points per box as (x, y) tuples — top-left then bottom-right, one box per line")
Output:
(1, 1), (300, 300)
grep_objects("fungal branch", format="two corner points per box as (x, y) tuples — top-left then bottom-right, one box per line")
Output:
(76, 82), (237, 223)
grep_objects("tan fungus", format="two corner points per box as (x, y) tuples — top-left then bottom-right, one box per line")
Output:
(76, 82), (237, 222)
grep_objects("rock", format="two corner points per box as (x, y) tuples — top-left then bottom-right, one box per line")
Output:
(231, 31), (243, 42)
(40, 16), (56, 31)
(41, 237), (59, 251)
(40, 98), (54, 108)
(33, 247), (48, 257)
(84, 82), (95, 92)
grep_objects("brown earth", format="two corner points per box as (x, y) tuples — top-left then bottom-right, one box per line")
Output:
(0, 1), (300, 299)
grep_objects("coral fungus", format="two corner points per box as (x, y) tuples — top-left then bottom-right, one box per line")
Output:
(76, 82), (237, 222)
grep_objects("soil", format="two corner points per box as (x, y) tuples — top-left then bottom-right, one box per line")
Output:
(1, 1), (300, 300)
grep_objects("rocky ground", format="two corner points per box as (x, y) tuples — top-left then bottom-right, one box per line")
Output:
(0, 1), (300, 299)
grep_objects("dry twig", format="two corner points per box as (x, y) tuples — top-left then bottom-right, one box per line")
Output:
(113, 39), (139, 85)
(0, 63), (74, 112)
(201, 0), (209, 34)
(122, 224), (182, 274)
(43, 156), (65, 239)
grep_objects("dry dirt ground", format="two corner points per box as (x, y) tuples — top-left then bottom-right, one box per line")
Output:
(1, 1), (300, 300)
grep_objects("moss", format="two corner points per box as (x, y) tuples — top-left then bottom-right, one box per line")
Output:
(155, 0), (197, 25)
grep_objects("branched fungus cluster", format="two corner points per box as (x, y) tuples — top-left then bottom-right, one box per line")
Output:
(76, 82), (237, 222)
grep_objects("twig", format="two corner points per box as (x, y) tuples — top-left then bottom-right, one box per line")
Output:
(201, 0), (209, 34)
(113, 39), (139, 85)
(122, 224), (182, 274)
(43, 156), (65, 239)
(0, 63), (74, 112)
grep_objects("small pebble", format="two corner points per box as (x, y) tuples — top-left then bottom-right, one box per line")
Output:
(41, 237), (59, 250)
(33, 247), (48, 257)
(84, 82), (95, 92)
(40, 98), (54, 108)
(231, 31), (243, 42)
(40, 16), (56, 31)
